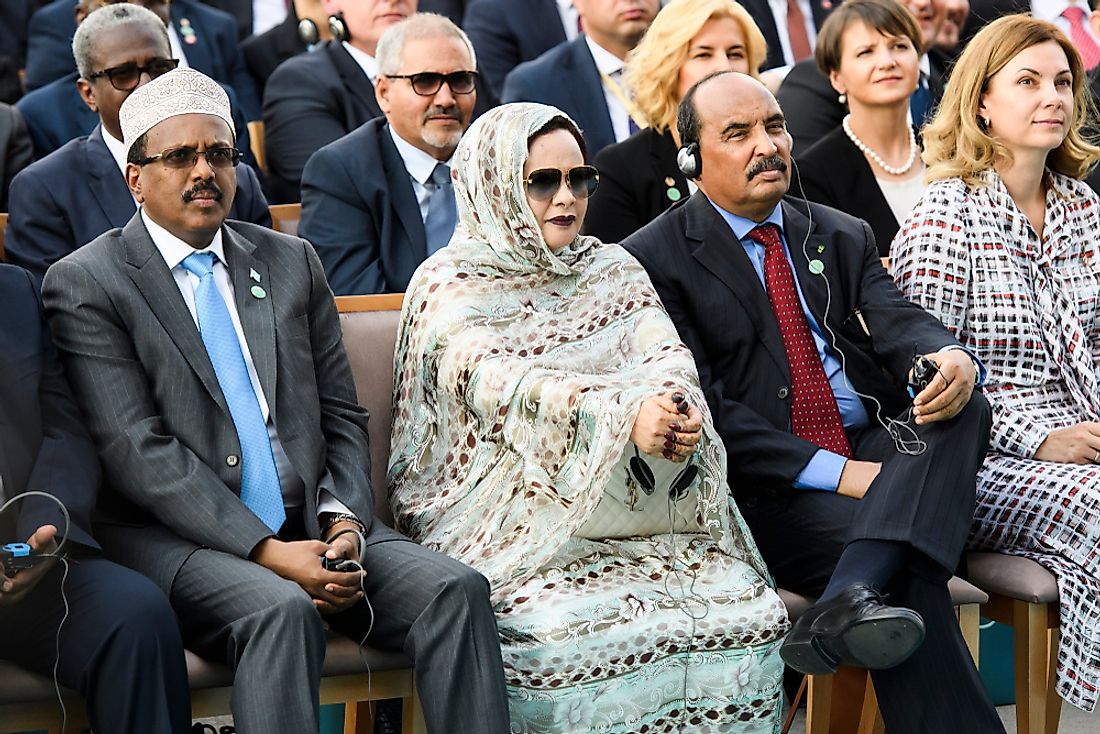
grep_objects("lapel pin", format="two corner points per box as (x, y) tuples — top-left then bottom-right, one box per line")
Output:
(666, 187), (682, 202)
(808, 259), (825, 275)
(180, 18), (198, 44)
(664, 177), (676, 187)
(250, 285), (267, 299)
(816, 244), (825, 253)
(249, 268), (261, 282)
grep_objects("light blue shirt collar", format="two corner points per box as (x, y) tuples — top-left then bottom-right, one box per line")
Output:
(706, 198), (785, 243)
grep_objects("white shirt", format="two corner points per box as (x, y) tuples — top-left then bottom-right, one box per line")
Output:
(876, 166), (927, 225)
(1032, 0), (1100, 44)
(252, 0), (288, 36)
(342, 42), (379, 84)
(388, 126), (454, 222)
(766, 0), (818, 66)
(557, 0), (579, 41)
(142, 211), (351, 519)
(585, 36), (633, 143)
(167, 25), (190, 69)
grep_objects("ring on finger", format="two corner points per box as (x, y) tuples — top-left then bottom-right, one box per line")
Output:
(1094, 449), (1099, 463)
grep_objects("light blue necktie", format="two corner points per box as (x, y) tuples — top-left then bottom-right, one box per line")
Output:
(424, 163), (456, 255)
(180, 252), (286, 532)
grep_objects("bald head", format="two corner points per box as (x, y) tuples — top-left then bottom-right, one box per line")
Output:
(678, 71), (792, 221)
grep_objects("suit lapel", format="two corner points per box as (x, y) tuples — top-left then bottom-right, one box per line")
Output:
(222, 227), (278, 424)
(123, 215), (232, 419)
(172, 2), (216, 74)
(329, 42), (382, 119)
(568, 38), (616, 149)
(379, 124), (429, 259)
(84, 127), (137, 227)
(782, 199), (835, 333)
(686, 195), (790, 380)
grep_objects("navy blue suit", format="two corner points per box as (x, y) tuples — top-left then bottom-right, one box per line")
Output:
(299, 118), (427, 295)
(23, 0), (260, 120)
(463, 0), (566, 96)
(0, 263), (190, 734)
(502, 35), (616, 156)
(740, 0), (833, 71)
(5, 125), (270, 283)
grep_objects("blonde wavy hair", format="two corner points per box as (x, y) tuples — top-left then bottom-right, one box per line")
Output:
(624, 0), (767, 133)
(923, 14), (1099, 185)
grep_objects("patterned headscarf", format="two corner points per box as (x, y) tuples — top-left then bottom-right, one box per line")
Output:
(388, 103), (767, 604)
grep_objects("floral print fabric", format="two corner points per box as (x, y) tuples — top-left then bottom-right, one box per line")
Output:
(388, 103), (787, 731)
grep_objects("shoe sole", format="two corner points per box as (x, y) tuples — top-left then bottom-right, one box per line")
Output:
(780, 633), (840, 676)
(840, 615), (925, 670)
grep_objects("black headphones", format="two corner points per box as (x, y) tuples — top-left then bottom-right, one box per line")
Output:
(676, 142), (701, 179)
(298, 18), (319, 45)
(328, 12), (350, 43)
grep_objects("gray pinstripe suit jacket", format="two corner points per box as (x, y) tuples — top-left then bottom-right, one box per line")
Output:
(40, 214), (391, 594)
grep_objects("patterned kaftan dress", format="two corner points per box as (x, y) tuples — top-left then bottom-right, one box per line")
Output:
(388, 103), (788, 733)
(893, 170), (1100, 711)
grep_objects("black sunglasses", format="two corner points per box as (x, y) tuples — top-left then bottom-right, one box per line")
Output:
(628, 445), (699, 502)
(136, 146), (241, 169)
(524, 166), (600, 201)
(87, 58), (180, 91)
(385, 70), (478, 96)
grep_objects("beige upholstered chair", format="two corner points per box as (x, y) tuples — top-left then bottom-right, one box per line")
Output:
(270, 203), (301, 237)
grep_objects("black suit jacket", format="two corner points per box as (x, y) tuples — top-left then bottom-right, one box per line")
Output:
(464, 0), (567, 96)
(623, 193), (960, 495)
(1, 104), (34, 212)
(0, 263), (100, 550)
(779, 55), (946, 152)
(261, 41), (383, 204)
(962, 0), (1028, 43)
(795, 125), (902, 256)
(502, 35), (616, 157)
(24, 0), (260, 120)
(299, 118), (427, 295)
(199, 0), (252, 40)
(240, 11), (305, 93)
(584, 127), (690, 243)
(4, 126), (270, 283)
(740, 0), (833, 70)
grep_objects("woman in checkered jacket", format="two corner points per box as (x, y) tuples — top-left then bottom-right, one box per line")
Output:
(892, 15), (1100, 712)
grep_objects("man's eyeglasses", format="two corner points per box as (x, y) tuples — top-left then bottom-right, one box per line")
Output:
(87, 58), (180, 91)
(136, 146), (241, 169)
(523, 166), (600, 201)
(384, 70), (478, 96)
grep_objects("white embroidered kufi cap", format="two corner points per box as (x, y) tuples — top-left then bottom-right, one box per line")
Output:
(119, 68), (235, 156)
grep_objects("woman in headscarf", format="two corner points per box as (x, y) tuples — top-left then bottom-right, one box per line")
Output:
(389, 102), (787, 733)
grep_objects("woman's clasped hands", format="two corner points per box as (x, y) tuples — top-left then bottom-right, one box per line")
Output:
(630, 390), (703, 462)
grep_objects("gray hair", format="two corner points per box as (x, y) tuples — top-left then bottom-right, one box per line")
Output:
(376, 12), (476, 77)
(73, 4), (170, 80)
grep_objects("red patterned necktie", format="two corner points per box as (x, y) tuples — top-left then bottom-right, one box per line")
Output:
(749, 224), (853, 458)
(1063, 6), (1100, 70)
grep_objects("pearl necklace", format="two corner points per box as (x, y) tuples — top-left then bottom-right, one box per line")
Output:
(841, 114), (917, 176)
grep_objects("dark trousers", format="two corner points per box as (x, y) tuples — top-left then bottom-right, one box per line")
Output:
(740, 393), (1006, 734)
(0, 557), (191, 734)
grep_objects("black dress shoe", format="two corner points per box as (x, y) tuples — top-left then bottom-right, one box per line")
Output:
(780, 583), (926, 676)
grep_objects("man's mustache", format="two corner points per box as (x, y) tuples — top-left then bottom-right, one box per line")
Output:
(423, 105), (462, 124)
(182, 182), (224, 202)
(747, 155), (788, 180)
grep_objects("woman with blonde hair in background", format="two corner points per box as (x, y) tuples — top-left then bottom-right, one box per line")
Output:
(583, 0), (768, 243)
(893, 14), (1100, 713)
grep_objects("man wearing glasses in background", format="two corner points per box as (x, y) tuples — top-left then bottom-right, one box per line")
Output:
(300, 13), (477, 295)
(5, 2), (269, 285)
(41, 67), (510, 734)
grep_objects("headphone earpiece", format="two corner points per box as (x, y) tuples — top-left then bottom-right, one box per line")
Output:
(676, 142), (701, 179)
(327, 13), (349, 43)
(298, 18), (320, 46)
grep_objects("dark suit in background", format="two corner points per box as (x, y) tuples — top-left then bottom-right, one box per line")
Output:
(199, 0), (254, 40)
(463, 0), (567, 96)
(241, 9), (306, 93)
(23, 0), (261, 120)
(741, 0), (833, 70)
(42, 217), (508, 732)
(623, 193), (1004, 733)
(584, 127), (689, 243)
(961, 0), (1026, 43)
(300, 118), (428, 295)
(0, 0), (44, 76)
(262, 40), (383, 203)
(420, 0), (469, 25)
(0, 263), (191, 734)
(5, 125), (269, 282)
(795, 125), (906, 256)
(502, 35), (616, 156)
(1, 104), (34, 211)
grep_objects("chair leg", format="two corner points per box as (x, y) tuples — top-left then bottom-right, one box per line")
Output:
(806, 674), (832, 734)
(1044, 627), (1062, 734)
(828, 667), (868, 732)
(856, 673), (885, 734)
(958, 603), (981, 664)
(401, 685), (427, 734)
(1014, 600), (1049, 734)
(344, 701), (374, 734)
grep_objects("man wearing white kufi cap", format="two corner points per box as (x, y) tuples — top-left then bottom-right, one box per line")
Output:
(42, 68), (510, 734)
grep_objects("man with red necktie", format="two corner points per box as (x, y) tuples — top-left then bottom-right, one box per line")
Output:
(625, 71), (1007, 734)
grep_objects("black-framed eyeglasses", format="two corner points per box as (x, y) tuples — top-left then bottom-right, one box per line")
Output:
(136, 146), (241, 169)
(384, 70), (478, 96)
(628, 445), (699, 502)
(524, 165), (600, 201)
(87, 58), (180, 91)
